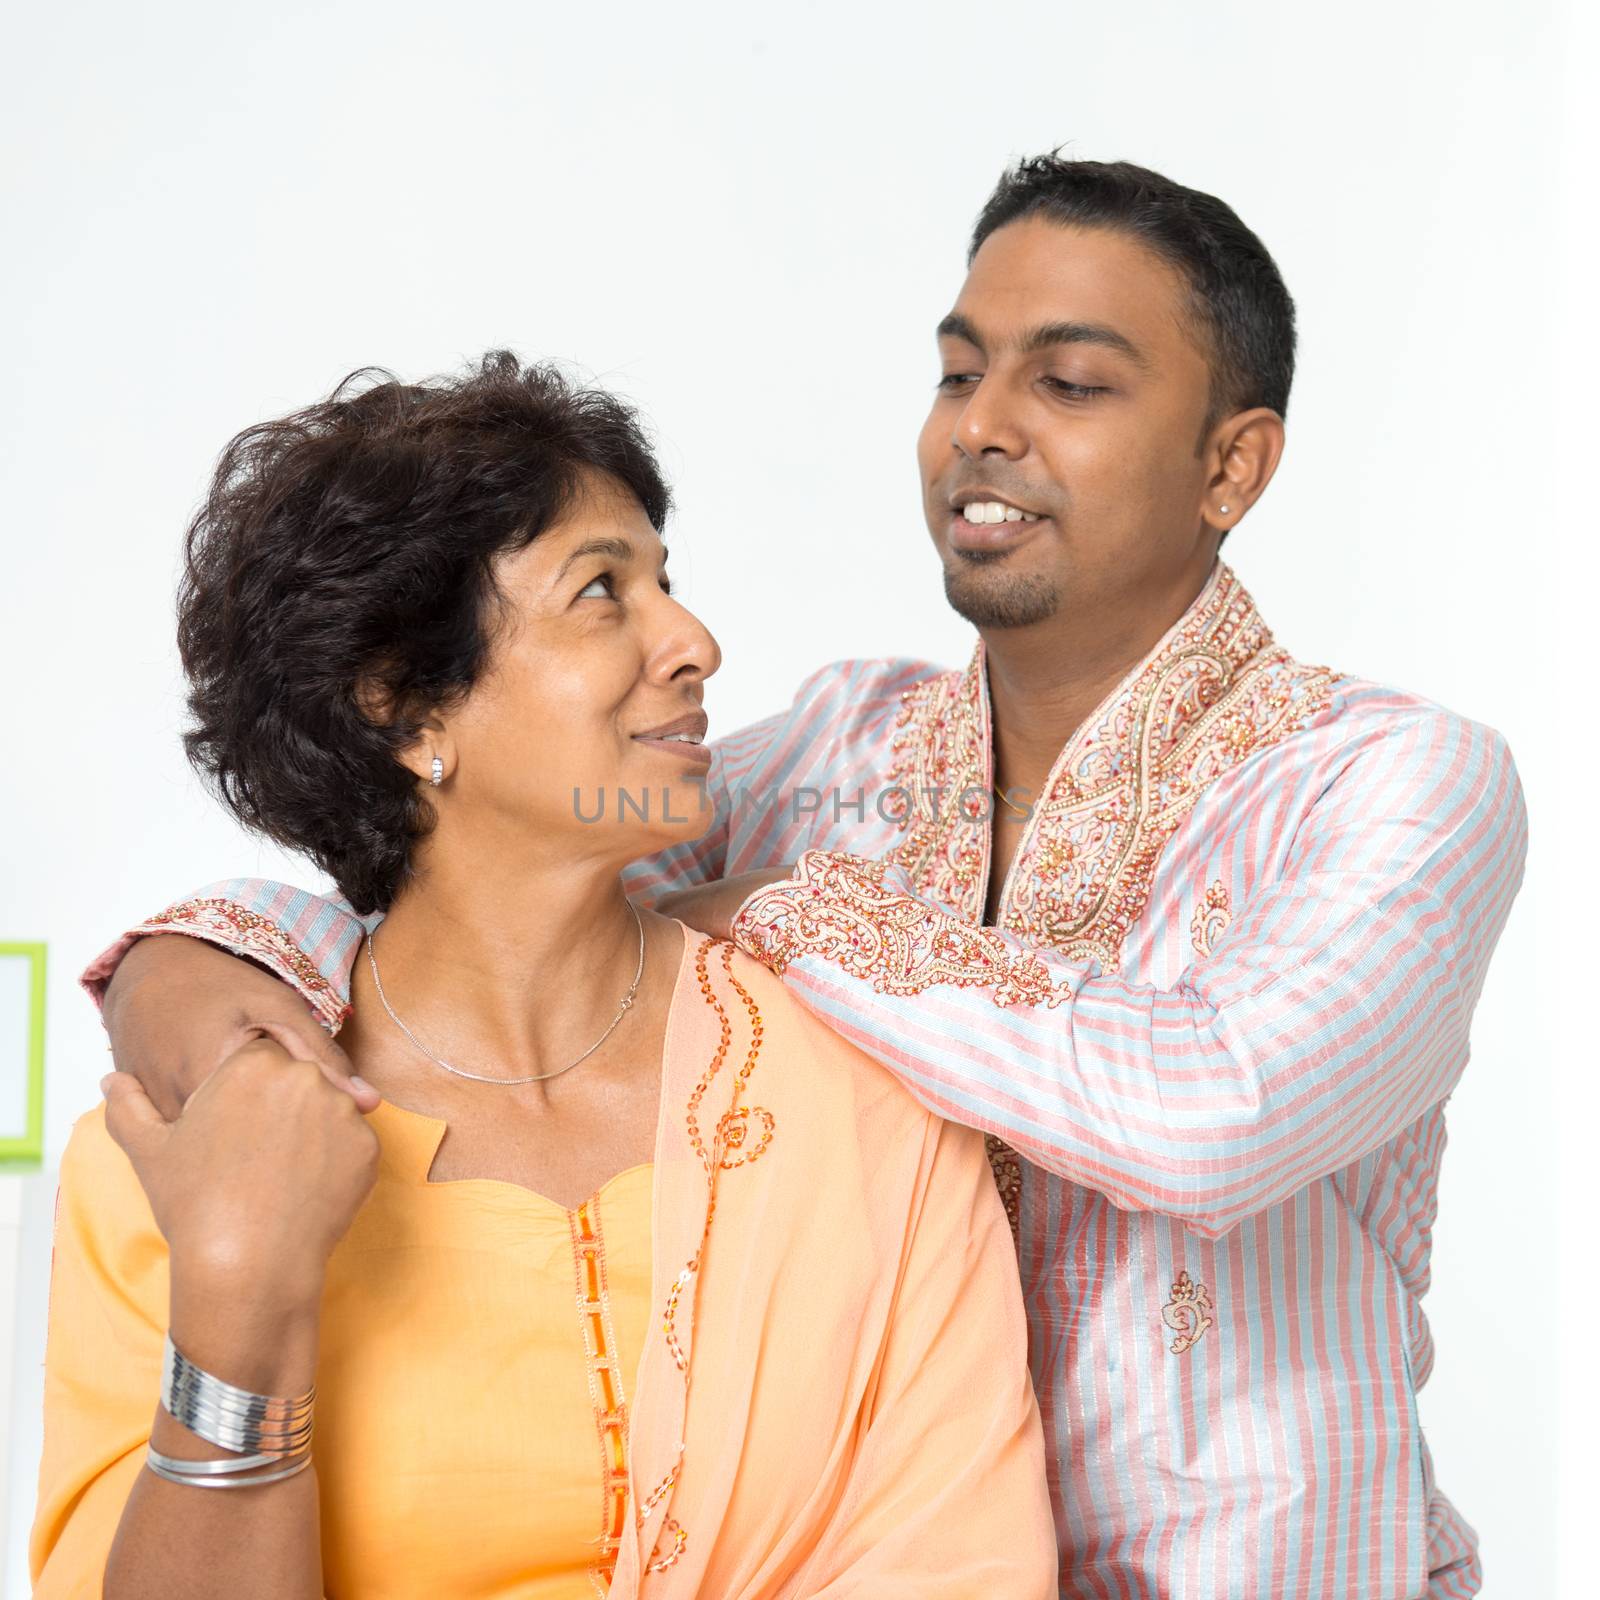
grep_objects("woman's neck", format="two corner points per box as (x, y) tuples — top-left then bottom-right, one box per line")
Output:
(358, 844), (656, 1086)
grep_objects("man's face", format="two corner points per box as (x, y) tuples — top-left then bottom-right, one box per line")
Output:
(918, 216), (1222, 631)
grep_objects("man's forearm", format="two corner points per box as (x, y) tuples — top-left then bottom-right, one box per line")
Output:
(102, 933), (249, 1036)
(100, 934), (360, 1120)
(83, 880), (366, 1030)
(732, 736), (1526, 1240)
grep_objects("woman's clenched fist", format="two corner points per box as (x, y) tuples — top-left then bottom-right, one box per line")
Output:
(102, 1035), (381, 1315)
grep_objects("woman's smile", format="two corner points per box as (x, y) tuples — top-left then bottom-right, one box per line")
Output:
(630, 709), (711, 768)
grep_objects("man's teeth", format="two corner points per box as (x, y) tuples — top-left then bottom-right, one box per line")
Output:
(962, 501), (1040, 525)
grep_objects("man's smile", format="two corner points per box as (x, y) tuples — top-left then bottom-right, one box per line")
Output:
(945, 502), (1052, 556)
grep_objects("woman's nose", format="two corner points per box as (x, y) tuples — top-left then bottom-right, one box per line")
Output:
(649, 592), (721, 685)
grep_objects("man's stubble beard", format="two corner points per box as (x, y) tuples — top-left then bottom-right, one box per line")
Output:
(942, 552), (1062, 630)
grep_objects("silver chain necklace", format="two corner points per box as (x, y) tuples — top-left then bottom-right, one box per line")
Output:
(365, 900), (645, 1086)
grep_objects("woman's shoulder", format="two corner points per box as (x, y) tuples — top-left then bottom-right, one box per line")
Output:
(687, 936), (941, 1141)
(57, 1100), (156, 1231)
(48, 1101), (167, 1321)
(676, 939), (1002, 1252)
(60, 1099), (129, 1178)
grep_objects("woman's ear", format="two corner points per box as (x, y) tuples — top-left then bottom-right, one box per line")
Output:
(355, 674), (455, 788)
(393, 714), (456, 789)
(397, 736), (456, 788)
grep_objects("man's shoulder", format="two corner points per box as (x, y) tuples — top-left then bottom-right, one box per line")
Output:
(1302, 672), (1526, 863)
(1319, 671), (1518, 772)
(785, 655), (951, 718)
(714, 656), (950, 782)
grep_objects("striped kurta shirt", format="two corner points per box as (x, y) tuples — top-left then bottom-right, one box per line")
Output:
(93, 561), (1526, 1598)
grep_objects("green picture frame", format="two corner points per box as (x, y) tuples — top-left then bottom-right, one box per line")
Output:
(0, 941), (46, 1166)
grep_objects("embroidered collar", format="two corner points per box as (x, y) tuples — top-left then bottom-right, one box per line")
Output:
(887, 561), (1341, 971)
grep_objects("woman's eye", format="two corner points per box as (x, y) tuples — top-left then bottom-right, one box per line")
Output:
(937, 373), (980, 391)
(577, 573), (615, 600)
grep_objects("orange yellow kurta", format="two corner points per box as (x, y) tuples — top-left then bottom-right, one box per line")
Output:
(37, 926), (1056, 1598)
(32, 1097), (655, 1599)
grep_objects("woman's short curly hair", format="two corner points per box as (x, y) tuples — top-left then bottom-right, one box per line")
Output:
(177, 350), (672, 914)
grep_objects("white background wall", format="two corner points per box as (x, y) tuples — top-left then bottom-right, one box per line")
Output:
(3, 1), (1592, 1592)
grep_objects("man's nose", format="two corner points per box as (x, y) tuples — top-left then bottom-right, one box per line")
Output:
(952, 375), (1028, 460)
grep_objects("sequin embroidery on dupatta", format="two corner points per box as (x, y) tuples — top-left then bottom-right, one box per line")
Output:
(636, 939), (775, 1576)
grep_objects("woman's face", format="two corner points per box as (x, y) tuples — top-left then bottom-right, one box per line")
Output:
(414, 473), (722, 870)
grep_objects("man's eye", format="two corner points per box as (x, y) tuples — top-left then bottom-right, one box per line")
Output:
(1044, 378), (1108, 400)
(577, 573), (615, 600)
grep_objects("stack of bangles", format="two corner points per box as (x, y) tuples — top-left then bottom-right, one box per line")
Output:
(146, 1334), (315, 1489)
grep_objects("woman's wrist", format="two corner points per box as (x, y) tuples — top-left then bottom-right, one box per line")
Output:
(171, 1238), (327, 1310)
(169, 1271), (323, 1395)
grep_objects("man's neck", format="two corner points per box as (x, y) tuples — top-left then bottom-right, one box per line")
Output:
(984, 563), (1216, 795)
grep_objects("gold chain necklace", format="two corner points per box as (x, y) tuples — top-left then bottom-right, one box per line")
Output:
(993, 784), (1031, 819)
(365, 901), (645, 1086)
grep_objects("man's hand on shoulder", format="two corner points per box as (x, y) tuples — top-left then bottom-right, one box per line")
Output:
(102, 934), (380, 1122)
(656, 867), (795, 943)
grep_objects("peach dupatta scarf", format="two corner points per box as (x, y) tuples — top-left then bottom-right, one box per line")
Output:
(612, 929), (1055, 1597)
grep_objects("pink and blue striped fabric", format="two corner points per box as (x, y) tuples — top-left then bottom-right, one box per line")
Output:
(102, 563), (1524, 1597)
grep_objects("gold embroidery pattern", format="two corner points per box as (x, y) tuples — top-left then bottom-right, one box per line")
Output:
(736, 852), (1075, 1008)
(885, 564), (1342, 972)
(1190, 881), (1233, 958)
(985, 1134), (1024, 1241)
(733, 571), (1338, 1290)
(569, 1196), (631, 1595)
(1162, 1270), (1215, 1355)
(642, 939), (774, 1574)
(684, 942), (773, 1174)
(886, 651), (991, 905)
(138, 898), (347, 1029)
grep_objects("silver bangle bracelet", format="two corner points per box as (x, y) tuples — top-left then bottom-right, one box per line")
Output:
(161, 1335), (315, 1446)
(148, 1334), (315, 1490)
(146, 1449), (314, 1490)
(163, 1387), (315, 1453)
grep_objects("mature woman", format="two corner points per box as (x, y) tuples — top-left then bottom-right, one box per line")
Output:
(31, 354), (1055, 1598)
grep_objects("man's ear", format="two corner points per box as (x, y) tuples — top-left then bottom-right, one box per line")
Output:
(1202, 406), (1285, 534)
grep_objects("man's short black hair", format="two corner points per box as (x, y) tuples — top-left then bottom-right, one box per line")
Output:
(177, 350), (671, 914)
(971, 155), (1297, 438)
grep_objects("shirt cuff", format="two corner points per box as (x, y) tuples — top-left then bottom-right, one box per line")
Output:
(730, 847), (1080, 1007)
(79, 898), (352, 1032)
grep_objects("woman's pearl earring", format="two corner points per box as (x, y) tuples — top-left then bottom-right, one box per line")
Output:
(1219, 504), (1231, 515)
(430, 756), (444, 787)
